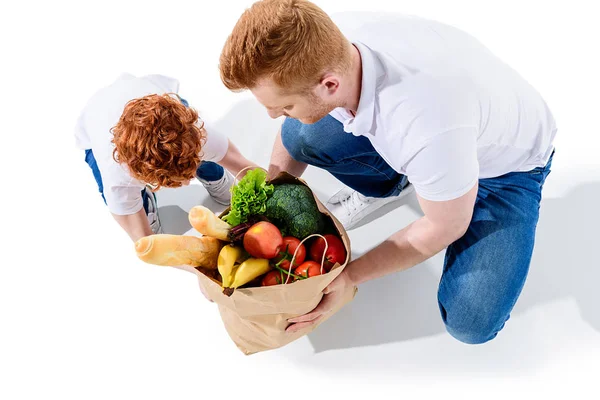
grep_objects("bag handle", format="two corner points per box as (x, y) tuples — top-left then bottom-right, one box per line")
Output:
(284, 233), (329, 284)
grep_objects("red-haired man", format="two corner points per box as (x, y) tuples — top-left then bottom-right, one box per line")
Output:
(220, 1), (557, 344)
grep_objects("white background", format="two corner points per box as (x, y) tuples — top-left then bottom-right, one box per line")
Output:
(1, 0), (599, 399)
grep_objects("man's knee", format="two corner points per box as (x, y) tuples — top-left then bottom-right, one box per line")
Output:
(439, 299), (508, 345)
(445, 322), (501, 345)
(280, 115), (344, 165)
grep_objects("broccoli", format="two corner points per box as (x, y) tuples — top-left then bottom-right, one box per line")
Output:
(264, 184), (325, 239)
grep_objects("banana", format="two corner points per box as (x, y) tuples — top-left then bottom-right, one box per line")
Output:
(228, 258), (271, 289)
(218, 245), (244, 287)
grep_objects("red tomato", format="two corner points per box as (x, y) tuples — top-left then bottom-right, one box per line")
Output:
(243, 221), (283, 259)
(281, 271), (296, 284)
(275, 236), (306, 271)
(261, 270), (283, 286)
(294, 260), (326, 278)
(261, 270), (295, 285)
(308, 234), (346, 271)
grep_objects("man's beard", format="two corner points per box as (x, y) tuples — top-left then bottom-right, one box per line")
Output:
(298, 94), (336, 124)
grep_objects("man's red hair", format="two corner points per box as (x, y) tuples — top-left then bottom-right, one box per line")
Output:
(219, 0), (351, 92)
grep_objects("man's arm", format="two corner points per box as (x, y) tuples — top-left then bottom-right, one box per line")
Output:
(286, 183), (478, 332)
(345, 183), (478, 286)
(267, 127), (308, 179)
(112, 208), (153, 243)
(218, 139), (261, 178)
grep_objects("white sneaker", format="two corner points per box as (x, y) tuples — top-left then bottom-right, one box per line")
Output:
(326, 183), (415, 230)
(144, 186), (163, 234)
(197, 170), (235, 205)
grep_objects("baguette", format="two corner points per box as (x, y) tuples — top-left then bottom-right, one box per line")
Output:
(135, 234), (224, 269)
(189, 205), (232, 241)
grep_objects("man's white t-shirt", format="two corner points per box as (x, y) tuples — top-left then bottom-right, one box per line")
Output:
(74, 73), (229, 215)
(329, 13), (557, 201)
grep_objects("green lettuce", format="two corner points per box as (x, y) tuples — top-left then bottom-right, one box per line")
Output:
(222, 168), (274, 226)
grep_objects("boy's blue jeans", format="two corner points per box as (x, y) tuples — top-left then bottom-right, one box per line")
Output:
(281, 115), (553, 344)
(84, 149), (224, 214)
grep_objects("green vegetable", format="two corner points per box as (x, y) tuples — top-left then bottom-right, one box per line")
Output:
(222, 168), (274, 226)
(264, 183), (324, 239)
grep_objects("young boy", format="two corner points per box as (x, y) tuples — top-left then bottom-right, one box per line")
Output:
(75, 73), (258, 242)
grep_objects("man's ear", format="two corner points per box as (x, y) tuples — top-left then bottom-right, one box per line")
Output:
(320, 73), (341, 94)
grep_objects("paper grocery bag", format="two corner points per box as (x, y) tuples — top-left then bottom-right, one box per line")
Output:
(194, 172), (357, 355)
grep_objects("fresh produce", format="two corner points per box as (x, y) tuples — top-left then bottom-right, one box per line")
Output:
(264, 183), (325, 239)
(218, 243), (274, 294)
(243, 221), (283, 259)
(218, 245), (244, 287)
(133, 168), (350, 304)
(272, 263), (307, 283)
(135, 234), (224, 269)
(308, 234), (347, 271)
(261, 270), (286, 286)
(189, 205), (232, 241)
(222, 168), (274, 226)
(274, 236), (306, 271)
(226, 257), (271, 290)
(227, 215), (269, 243)
(169, 168), (348, 294)
(294, 260), (325, 278)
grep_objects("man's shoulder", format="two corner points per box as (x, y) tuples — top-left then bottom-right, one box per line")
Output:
(378, 72), (479, 137)
(380, 71), (472, 108)
(330, 12), (433, 36)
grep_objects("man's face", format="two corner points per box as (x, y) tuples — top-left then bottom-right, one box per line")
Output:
(251, 78), (335, 124)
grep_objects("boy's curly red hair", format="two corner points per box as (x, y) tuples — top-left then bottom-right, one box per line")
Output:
(111, 94), (205, 190)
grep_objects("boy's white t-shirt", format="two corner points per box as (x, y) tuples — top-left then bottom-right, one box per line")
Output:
(74, 73), (228, 215)
(329, 13), (557, 201)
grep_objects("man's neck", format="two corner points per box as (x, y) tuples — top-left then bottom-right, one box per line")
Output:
(344, 43), (363, 115)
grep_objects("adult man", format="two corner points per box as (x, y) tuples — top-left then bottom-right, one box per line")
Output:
(219, 1), (557, 343)
(75, 73), (258, 242)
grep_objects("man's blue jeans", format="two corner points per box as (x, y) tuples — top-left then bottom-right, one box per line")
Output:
(281, 115), (553, 344)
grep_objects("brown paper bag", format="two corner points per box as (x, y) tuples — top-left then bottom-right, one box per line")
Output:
(193, 172), (357, 355)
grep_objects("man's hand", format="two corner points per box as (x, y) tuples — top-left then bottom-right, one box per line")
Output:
(286, 269), (355, 333)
